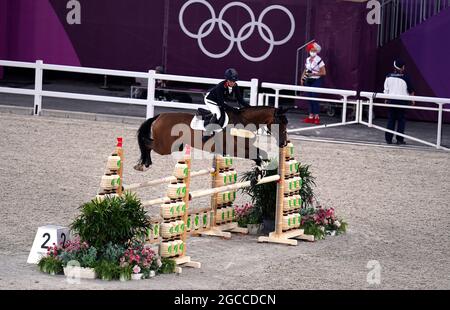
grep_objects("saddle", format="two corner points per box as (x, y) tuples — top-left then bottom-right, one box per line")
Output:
(195, 108), (226, 128)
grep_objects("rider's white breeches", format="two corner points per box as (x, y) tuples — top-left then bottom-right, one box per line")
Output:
(204, 93), (221, 120)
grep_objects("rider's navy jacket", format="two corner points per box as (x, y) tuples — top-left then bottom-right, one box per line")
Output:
(206, 80), (249, 108)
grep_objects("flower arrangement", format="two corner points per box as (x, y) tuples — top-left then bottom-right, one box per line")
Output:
(120, 242), (157, 279)
(300, 206), (348, 240)
(37, 243), (63, 275)
(58, 237), (98, 268)
(36, 194), (179, 280)
(235, 203), (262, 227)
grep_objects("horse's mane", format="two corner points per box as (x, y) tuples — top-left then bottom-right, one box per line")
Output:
(237, 106), (276, 112)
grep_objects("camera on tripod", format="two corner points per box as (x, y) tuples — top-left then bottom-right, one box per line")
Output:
(301, 69), (313, 84)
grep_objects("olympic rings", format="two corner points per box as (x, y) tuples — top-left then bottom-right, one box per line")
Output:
(179, 0), (296, 62)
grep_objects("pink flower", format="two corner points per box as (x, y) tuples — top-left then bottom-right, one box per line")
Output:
(133, 265), (141, 274)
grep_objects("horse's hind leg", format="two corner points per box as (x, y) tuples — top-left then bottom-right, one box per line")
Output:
(134, 137), (153, 172)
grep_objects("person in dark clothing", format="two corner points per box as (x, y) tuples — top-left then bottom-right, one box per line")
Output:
(199, 68), (249, 143)
(383, 59), (415, 145)
(204, 68), (249, 126)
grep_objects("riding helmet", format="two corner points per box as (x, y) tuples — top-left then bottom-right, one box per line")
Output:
(224, 68), (239, 81)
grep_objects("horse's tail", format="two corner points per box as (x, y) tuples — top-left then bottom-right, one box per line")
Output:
(137, 115), (158, 167)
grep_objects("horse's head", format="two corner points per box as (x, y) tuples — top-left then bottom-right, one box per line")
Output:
(237, 106), (289, 146)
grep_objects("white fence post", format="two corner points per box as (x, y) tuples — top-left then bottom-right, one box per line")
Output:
(368, 97), (374, 127)
(274, 89), (280, 108)
(33, 60), (43, 116)
(250, 78), (259, 106)
(146, 70), (156, 119)
(342, 95), (348, 123)
(355, 99), (360, 123)
(437, 103), (443, 149)
(257, 93), (264, 106)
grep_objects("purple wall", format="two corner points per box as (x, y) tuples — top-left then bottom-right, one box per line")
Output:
(376, 8), (450, 122)
(48, 0), (165, 71)
(1, 0), (377, 89)
(310, 0), (377, 91)
(2, 0), (80, 66)
(401, 8), (450, 99)
(0, 0), (8, 77)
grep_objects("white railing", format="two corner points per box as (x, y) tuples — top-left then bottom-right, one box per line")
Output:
(1, 59), (449, 151)
(148, 70), (258, 119)
(260, 82), (358, 133)
(360, 91), (450, 150)
(0, 60), (259, 118)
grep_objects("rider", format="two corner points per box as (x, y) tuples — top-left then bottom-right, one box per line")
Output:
(204, 68), (249, 126)
(201, 68), (249, 143)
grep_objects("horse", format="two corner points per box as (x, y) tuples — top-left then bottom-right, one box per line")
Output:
(134, 106), (289, 174)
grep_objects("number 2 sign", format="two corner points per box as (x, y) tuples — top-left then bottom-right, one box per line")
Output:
(27, 225), (70, 264)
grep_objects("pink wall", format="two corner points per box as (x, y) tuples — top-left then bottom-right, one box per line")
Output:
(4, 0), (80, 66)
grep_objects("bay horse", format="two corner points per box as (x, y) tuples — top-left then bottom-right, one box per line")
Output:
(134, 106), (288, 173)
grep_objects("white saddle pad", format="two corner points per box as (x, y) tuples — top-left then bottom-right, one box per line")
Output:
(190, 113), (229, 132)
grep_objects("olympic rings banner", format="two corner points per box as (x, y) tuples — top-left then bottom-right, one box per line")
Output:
(7, 0), (378, 91)
(178, 1), (296, 62)
(168, 0), (308, 83)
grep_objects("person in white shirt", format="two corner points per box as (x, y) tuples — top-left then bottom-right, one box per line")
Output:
(300, 41), (326, 125)
(383, 59), (415, 145)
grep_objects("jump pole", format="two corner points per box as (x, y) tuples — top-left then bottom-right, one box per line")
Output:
(124, 168), (214, 191)
(142, 175), (281, 206)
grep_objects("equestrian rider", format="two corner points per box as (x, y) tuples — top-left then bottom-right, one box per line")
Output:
(204, 68), (249, 127)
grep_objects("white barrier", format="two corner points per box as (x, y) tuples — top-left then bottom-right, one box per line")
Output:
(1, 59), (449, 151)
(0, 60), (259, 119)
(260, 82), (358, 133)
(360, 92), (450, 150)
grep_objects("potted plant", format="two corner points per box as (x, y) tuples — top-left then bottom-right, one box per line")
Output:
(94, 260), (120, 281)
(131, 265), (143, 280)
(59, 237), (98, 279)
(300, 206), (348, 240)
(71, 193), (150, 250)
(119, 263), (132, 282)
(119, 241), (157, 280)
(235, 203), (263, 235)
(37, 244), (63, 275)
(240, 161), (316, 232)
(158, 258), (176, 274)
(298, 164), (317, 208)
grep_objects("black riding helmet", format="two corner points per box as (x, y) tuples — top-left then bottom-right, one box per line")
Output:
(224, 68), (239, 81)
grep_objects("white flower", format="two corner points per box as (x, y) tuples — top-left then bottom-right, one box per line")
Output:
(156, 258), (162, 268)
(335, 220), (341, 228)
